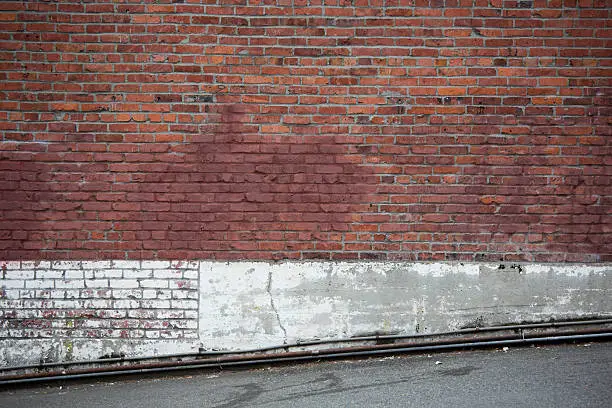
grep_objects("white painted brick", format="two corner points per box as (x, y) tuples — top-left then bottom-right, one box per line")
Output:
(84, 271), (94, 279)
(52, 261), (82, 270)
(80, 320), (106, 329)
(85, 279), (109, 288)
(159, 330), (181, 339)
(183, 270), (198, 279)
(172, 290), (198, 300)
(171, 290), (189, 299)
(171, 299), (198, 309)
(110, 319), (139, 329)
(34, 290), (51, 298)
(49, 300), (76, 309)
(81, 299), (113, 308)
(47, 290), (66, 299)
(157, 310), (184, 319)
(1, 261), (20, 270)
(140, 299), (170, 309)
(20, 261), (51, 269)
(140, 279), (169, 289)
(170, 260), (198, 270)
(109, 279), (139, 289)
(113, 299), (140, 309)
(81, 261), (112, 269)
(25, 280), (54, 289)
(96, 289), (113, 298)
(95, 269), (122, 278)
(170, 261), (199, 270)
(142, 320), (163, 329)
(15, 309), (38, 318)
(79, 289), (95, 298)
(112, 260), (140, 269)
(169, 280), (195, 289)
(91, 309), (122, 318)
(45, 310), (65, 318)
(55, 280), (85, 289)
(64, 290), (79, 299)
(153, 269), (182, 279)
(141, 261), (170, 269)
(157, 290), (172, 300)
(123, 269), (153, 279)
(0, 300), (17, 308)
(3, 289), (21, 299)
(131, 330), (145, 338)
(64, 270), (84, 279)
(185, 310), (198, 319)
(5, 270), (34, 279)
(18, 290), (35, 299)
(128, 309), (156, 319)
(25, 300), (50, 309)
(142, 290), (158, 299)
(36, 270), (62, 279)
(145, 330), (160, 338)
(112, 289), (142, 299)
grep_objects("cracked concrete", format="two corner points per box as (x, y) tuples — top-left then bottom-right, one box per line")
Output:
(267, 270), (288, 344)
(198, 261), (611, 351)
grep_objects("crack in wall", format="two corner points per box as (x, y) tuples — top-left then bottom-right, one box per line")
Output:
(266, 270), (288, 344)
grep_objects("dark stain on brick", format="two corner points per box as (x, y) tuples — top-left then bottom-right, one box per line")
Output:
(186, 94), (214, 103)
(174, 104), (378, 259)
(155, 94), (182, 103)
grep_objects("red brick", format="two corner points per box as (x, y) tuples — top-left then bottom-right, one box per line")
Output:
(0, 3), (608, 262)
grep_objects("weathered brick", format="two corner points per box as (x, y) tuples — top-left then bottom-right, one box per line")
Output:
(1, 280), (24, 289)
(64, 270), (84, 279)
(55, 280), (85, 289)
(0, 2), (609, 266)
(139, 279), (169, 289)
(122, 270), (153, 279)
(4, 270), (34, 279)
(109, 279), (139, 289)
(25, 280), (55, 289)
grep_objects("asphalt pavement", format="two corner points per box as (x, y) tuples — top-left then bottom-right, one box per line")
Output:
(1, 342), (610, 407)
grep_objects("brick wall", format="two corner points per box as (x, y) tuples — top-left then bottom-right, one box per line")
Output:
(0, 0), (610, 262)
(0, 260), (199, 341)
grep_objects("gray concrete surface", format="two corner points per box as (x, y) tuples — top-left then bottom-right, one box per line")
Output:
(1, 342), (610, 407)
(200, 262), (612, 350)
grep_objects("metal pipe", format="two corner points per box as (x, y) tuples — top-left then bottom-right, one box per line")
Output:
(5, 317), (611, 372)
(1, 329), (609, 386)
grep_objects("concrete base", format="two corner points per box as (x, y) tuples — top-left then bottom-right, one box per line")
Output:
(1, 261), (610, 367)
(199, 261), (611, 349)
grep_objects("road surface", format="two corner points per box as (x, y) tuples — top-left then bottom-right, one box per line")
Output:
(1, 342), (610, 407)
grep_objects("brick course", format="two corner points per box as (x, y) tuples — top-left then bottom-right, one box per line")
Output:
(0, 0), (610, 262)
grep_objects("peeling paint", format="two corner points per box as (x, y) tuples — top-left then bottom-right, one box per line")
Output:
(197, 261), (611, 351)
(0, 261), (610, 367)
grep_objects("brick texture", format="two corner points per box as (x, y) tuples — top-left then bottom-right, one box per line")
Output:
(0, 260), (199, 340)
(0, 0), (610, 262)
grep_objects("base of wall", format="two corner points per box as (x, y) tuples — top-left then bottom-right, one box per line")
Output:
(1, 261), (610, 367)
